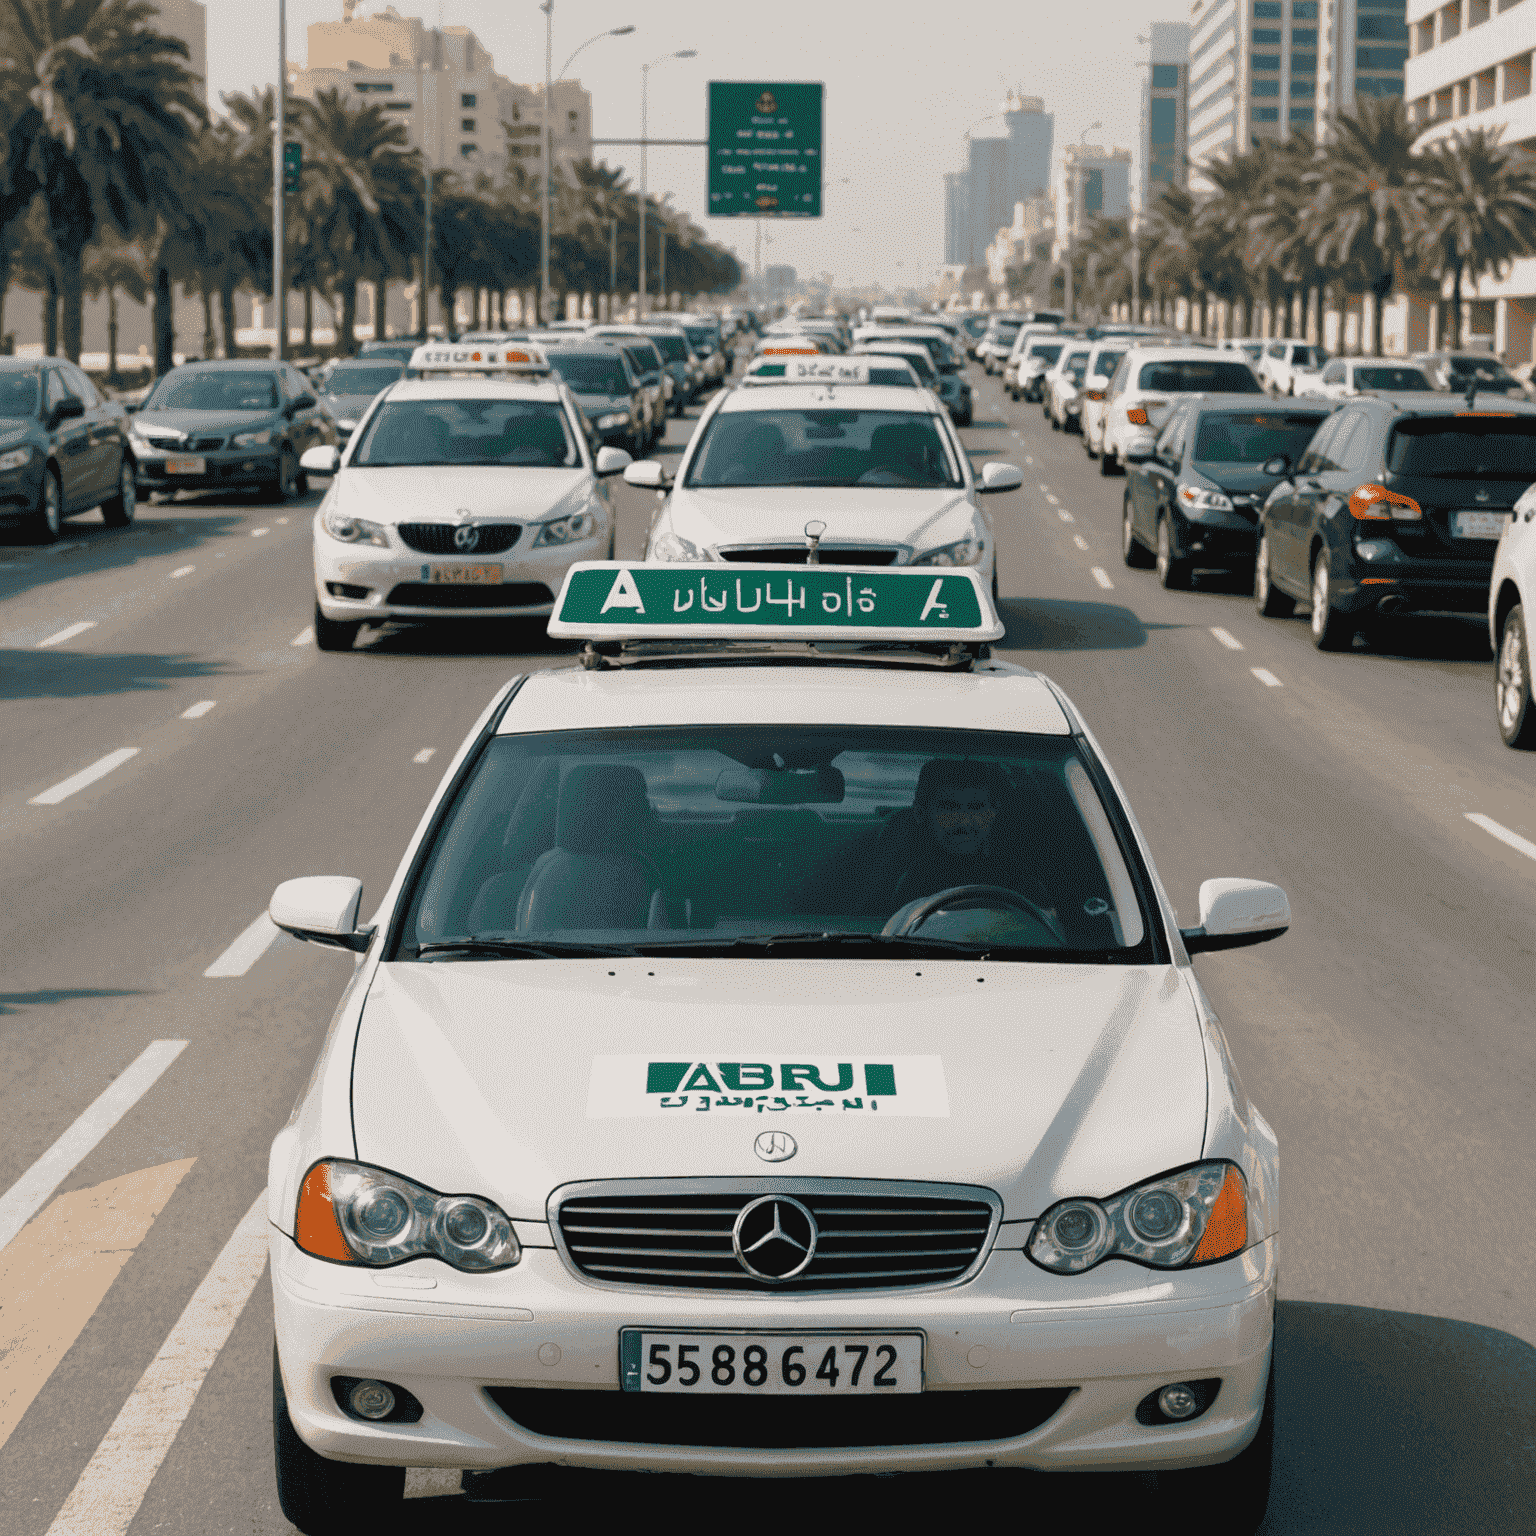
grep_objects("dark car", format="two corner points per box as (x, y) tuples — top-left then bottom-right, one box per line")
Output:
(318, 358), (405, 446)
(1412, 350), (1528, 399)
(544, 343), (647, 456)
(638, 325), (700, 414)
(595, 337), (667, 448)
(1123, 397), (1333, 588)
(1254, 394), (1536, 648)
(0, 356), (135, 542)
(131, 360), (336, 500)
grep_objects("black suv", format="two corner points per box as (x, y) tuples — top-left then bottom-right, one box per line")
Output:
(1255, 393), (1536, 648)
(1123, 396), (1332, 588)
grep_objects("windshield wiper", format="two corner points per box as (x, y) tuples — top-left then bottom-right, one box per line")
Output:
(634, 932), (1103, 961)
(413, 938), (640, 960)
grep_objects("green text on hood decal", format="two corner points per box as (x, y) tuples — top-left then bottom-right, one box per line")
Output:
(587, 1056), (949, 1118)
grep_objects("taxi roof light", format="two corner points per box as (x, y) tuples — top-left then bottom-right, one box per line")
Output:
(406, 340), (552, 377)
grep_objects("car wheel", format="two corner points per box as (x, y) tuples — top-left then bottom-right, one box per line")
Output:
(1156, 515), (1192, 589)
(273, 1346), (402, 1535)
(1099, 445), (1119, 477)
(265, 447), (298, 502)
(1496, 604), (1536, 748)
(1156, 1353), (1274, 1536)
(100, 457), (137, 528)
(990, 565), (999, 604)
(1122, 498), (1154, 568)
(1310, 549), (1355, 650)
(313, 599), (361, 653)
(1050, 410), (1060, 431)
(31, 467), (63, 543)
(1254, 529), (1295, 617)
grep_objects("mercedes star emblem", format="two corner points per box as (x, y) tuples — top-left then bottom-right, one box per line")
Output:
(732, 1195), (817, 1282)
(453, 523), (480, 552)
(754, 1131), (797, 1163)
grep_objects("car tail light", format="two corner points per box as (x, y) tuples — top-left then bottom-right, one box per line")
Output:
(1085, 390), (1105, 402)
(1127, 407), (1149, 425)
(1349, 483), (1422, 521)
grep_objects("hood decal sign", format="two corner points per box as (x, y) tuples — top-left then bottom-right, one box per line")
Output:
(587, 1056), (949, 1118)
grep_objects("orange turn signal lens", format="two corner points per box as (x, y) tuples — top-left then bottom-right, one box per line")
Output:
(1190, 1164), (1248, 1264)
(296, 1161), (355, 1263)
(1127, 407), (1149, 425)
(1348, 483), (1421, 521)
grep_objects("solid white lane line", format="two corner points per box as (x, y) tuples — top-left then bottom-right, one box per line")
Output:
(1091, 567), (1114, 590)
(1210, 627), (1244, 651)
(1073, 535), (1089, 551)
(168, 566), (194, 580)
(412, 748), (437, 764)
(202, 914), (281, 979)
(1251, 668), (1283, 688)
(251, 527), (269, 538)
(37, 621), (96, 649)
(43, 1192), (269, 1536)
(290, 626), (313, 647)
(1465, 812), (1536, 863)
(180, 700), (217, 720)
(0, 1041), (188, 1255)
(29, 749), (139, 807)
(1058, 510), (1074, 523)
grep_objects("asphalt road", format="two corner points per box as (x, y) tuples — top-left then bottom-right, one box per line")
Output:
(1, 359), (1532, 1535)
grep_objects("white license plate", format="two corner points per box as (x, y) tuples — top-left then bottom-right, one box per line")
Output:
(422, 563), (502, 584)
(1452, 510), (1510, 540)
(165, 456), (205, 475)
(621, 1331), (922, 1395)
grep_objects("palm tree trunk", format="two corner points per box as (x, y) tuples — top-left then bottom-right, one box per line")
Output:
(44, 269), (59, 357)
(219, 281), (238, 360)
(1449, 262), (1463, 349)
(107, 286), (119, 383)
(201, 287), (216, 361)
(303, 288), (314, 349)
(153, 264), (175, 375)
(58, 255), (86, 363)
(340, 277), (359, 354)
(0, 278), (9, 354)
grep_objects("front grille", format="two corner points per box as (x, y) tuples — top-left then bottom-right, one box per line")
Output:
(397, 522), (522, 555)
(484, 1386), (1070, 1449)
(385, 582), (554, 609)
(716, 547), (902, 567)
(554, 1182), (999, 1292)
(187, 435), (226, 452)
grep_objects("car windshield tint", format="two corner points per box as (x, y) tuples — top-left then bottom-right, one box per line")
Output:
(992, 325), (1021, 340)
(861, 349), (934, 384)
(1290, 347), (1324, 367)
(644, 332), (690, 362)
(398, 727), (1149, 960)
(1355, 367), (1432, 391)
(1386, 417), (1536, 479)
(684, 408), (960, 489)
(1193, 411), (1327, 464)
(146, 372), (280, 411)
(549, 354), (629, 393)
(1029, 343), (1064, 363)
(1137, 361), (1263, 393)
(1092, 352), (1125, 376)
(351, 399), (578, 467)
(0, 372), (39, 417)
(1447, 359), (1517, 385)
(325, 364), (403, 396)
(1063, 353), (1091, 379)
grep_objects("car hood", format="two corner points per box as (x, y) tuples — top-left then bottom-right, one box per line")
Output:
(572, 392), (629, 410)
(133, 408), (279, 435)
(350, 960), (1208, 1222)
(323, 394), (379, 417)
(328, 464), (589, 525)
(666, 485), (977, 552)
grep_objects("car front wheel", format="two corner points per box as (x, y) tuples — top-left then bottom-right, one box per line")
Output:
(1310, 550), (1355, 650)
(32, 467), (63, 543)
(1496, 604), (1536, 748)
(1122, 498), (1154, 568)
(1156, 515), (1191, 589)
(313, 599), (361, 653)
(265, 447), (298, 502)
(101, 457), (137, 528)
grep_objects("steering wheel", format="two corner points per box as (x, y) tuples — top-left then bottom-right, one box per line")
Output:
(881, 884), (1066, 943)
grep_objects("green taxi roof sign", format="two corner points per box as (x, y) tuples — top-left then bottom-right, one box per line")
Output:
(548, 563), (1003, 643)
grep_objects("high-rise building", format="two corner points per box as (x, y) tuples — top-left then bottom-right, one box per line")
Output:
(150, 0), (207, 106)
(1145, 22), (1191, 196)
(945, 93), (1055, 271)
(1056, 144), (1132, 241)
(943, 172), (972, 265)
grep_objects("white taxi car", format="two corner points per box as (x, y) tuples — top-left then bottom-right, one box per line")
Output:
(302, 343), (629, 650)
(1100, 347), (1266, 477)
(625, 374), (1019, 599)
(266, 565), (1284, 1533)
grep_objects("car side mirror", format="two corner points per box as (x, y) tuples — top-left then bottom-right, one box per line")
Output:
(269, 876), (373, 952)
(1181, 878), (1290, 954)
(300, 444), (341, 476)
(595, 445), (633, 476)
(978, 461), (1024, 493)
(623, 460), (668, 489)
(51, 397), (85, 427)
(1261, 454), (1290, 477)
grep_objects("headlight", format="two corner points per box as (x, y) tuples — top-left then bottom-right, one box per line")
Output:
(1177, 484), (1235, 512)
(295, 1159), (520, 1272)
(912, 535), (982, 567)
(1027, 1161), (1248, 1274)
(232, 427), (273, 447)
(532, 510), (597, 547)
(322, 504), (389, 546)
(130, 424), (183, 446)
(0, 444), (32, 471)
(597, 412), (630, 429)
(650, 529), (705, 562)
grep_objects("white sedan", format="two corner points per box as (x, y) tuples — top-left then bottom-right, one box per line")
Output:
(626, 378), (1019, 599)
(267, 564), (1284, 1533)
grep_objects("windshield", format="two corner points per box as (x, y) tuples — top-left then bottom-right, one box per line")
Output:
(549, 353), (629, 394)
(1387, 417), (1536, 479)
(860, 348), (935, 384)
(0, 372), (39, 417)
(145, 371), (280, 411)
(1355, 366), (1433, 392)
(1028, 343), (1064, 363)
(1290, 346), (1324, 368)
(1063, 352), (1092, 380)
(1447, 357), (1518, 385)
(991, 325), (1021, 342)
(1193, 410), (1327, 464)
(644, 332), (690, 362)
(624, 344), (661, 376)
(1091, 351), (1125, 378)
(398, 727), (1150, 961)
(1137, 360), (1264, 394)
(351, 399), (579, 468)
(324, 364), (403, 397)
(684, 408), (961, 489)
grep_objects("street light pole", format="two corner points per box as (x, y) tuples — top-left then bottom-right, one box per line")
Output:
(640, 49), (695, 317)
(1063, 121), (1101, 324)
(272, 0), (285, 360)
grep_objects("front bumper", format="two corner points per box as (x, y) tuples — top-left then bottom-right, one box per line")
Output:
(135, 443), (280, 491)
(272, 1232), (1276, 1477)
(0, 460), (43, 518)
(1169, 506), (1260, 564)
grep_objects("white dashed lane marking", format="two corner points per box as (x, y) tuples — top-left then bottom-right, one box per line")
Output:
(1465, 813), (1536, 863)
(1091, 567), (1114, 590)
(1058, 511), (1074, 523)
(168, 566), (194, 580)
(412, 748), (437, 764)
(29, 749), (139, 807)
(251, 527), (269, 538)
(290, 627), (313, 647)
(1073, 535), (1089, 551)
(180, 701), (217, 720)
(1251, 668), (1283, 688)
(1210, 627), (1244, 651)
(202, 914), (283, 979)
(37, 621), (96, 649)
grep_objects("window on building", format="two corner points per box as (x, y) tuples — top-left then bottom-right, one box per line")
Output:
(1292, 51), (1318, 72)
(1254, 27), (1282, 42)
(1356, 45), (1408, 68)
(461, 92), (477, 108)
(1252, 53), (1281, 70)
(461, 117), (476, 131)
(1253, 79), (1281, 96)
(1292, 26), (1317, 44)
(1358, 12), (1409, 38)
(1151, 63), (1180, 87)
(567, 109), (579, 134)
(383, 101), (412, 111)
(1253, 106), (1281, 121)
(1292, 0), (1318, 14)
(1355, 76), (1406, 95)
(1291, 75), (1316, 96)
(1289, 105), (1315, 121)
(1150, 96), (1178, 143)
(354, 81), (394, 92)
(1254, 1), (1281, 15)
(460, 143), (478, 157)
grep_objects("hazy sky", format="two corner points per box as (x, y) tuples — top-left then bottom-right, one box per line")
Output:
(206, 0), (1185, 288)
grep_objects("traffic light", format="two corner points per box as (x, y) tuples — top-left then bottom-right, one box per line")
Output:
(283, 141), (302, 194)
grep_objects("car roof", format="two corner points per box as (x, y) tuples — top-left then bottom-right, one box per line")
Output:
(1180, 393), (1331, 413)
(500, 662), (1071, 737)
(167, 359), (282, 371)
(715, 382), (938, 413)
(382, 377), (566, 403)
(544, 343), (627, 358)
(1351, 394), (1536, 417)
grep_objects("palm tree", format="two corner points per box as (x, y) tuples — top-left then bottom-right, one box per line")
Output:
(1143, 184), (1200, 331)
(1417, 129), (1536, 348)
(0, 0), (204, 362)
(1245, 137), (1319, 338)
(82, 226), (145, 379)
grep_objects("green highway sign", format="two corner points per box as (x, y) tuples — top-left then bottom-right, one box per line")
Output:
(707, 81), (823, 218)
(548, 563), (1001, 642)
